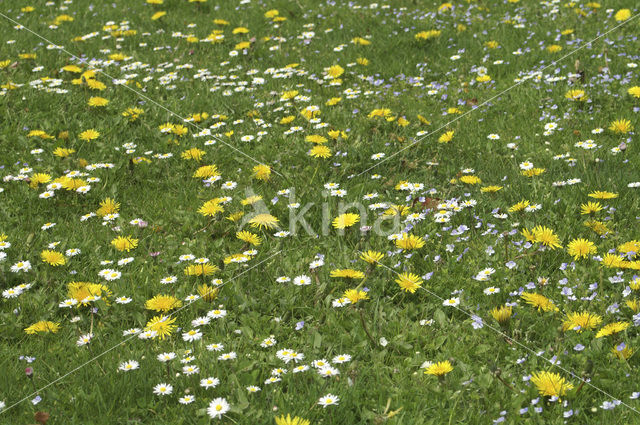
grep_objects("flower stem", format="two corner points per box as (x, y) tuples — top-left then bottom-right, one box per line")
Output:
(358, 308), (377, 347)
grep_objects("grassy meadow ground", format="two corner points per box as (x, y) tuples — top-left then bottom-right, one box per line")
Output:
(1, 0), (640, 423)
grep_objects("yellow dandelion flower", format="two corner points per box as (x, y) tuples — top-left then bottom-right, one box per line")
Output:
(584, 219), (611, 236)
(481, 185), (503, 193)
(360, 250), (384, 264)
(459, 175), (481, 185)
(62, 64), (82, 73)
(395, 233), (425, 250)
(53, 147), (75, 157)
(332, 213), (360, 229)
(145, 294), (182, 312)
(326, 97), (342, 106)
(326, 65), (344, 79)
(415, 30), (441, 41)
(29, 173), (51, 188)
(397, 116), (410, 126)
(368, 108), (392, 119)
(236, 230), (261, 246)
(280, 115), (295, 125)
(343, 288), (369, 304)
(108, 53), (126, 61)
(249, 214), (279, 230)
(530, 371), (573, 398)
(521, 168), (545, 177)
(580, 201), (602, 215)
(60, 177), (87, 191)
(305, 134), (328, 144)
(264, 9), (279, 18)
(609, 119), (633, 134)
(565, 89), (587, 101)
(437, 2), (453, 12)
(521, 292), (559, 312)
(111, 236), (139, 252)
(181, 148), (206, 161)
(88, 96), (109, 107)
(159, 122), (175, 133)
(275, 414), (310, 425)
(619, 241), (640, 257)
(612, 344), (634, 360)
(68, 281), (112, 304)
(97, 198), (120, 216)
(172, 124), (188, 136)
(601, 253), (625, 268)
(588, 190), (618, 199)
(25, 321), (60, 335)
(532, 226), (562, 249)
(78, 129), (100, 141)
(424, 361), (453, 376)
(351, 37), (371, 45)
(145, 315), (176, 340)
(193, 165), (220, 179)
(614, 9), (631, 22)
(122, 106), (144, 121)
(628, 86), (640, 98)
(484, 40), (499, 49)
(566, 238), (596, 260)
(490, 305), (512, 324)
(197, 284), (219, 303)
(626, 299), (640, 313)
(330, 269), (365, 279)
(184, 263), (219, 276)
(252, 164), (271, 181)
(241, 195), (262, 206)
(309, 145), (331, 159)
(438, 130), (455, 143)
(562, 312), (602, 332)
(383, 204), (410, 217)
(227, 211), (245, 222)
(596, 321), (630, 338)
(395, 272), (423, 293)
(27, 130), (54, 139)
(199, 199), (224, 217)
(41, 250), (66, 266)
(86, 79), (106, 90)
(151, 11), (166, 20)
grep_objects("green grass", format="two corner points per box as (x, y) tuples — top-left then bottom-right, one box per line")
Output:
(1, 0), (640, 424)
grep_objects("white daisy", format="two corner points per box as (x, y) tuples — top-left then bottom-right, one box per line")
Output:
(182, 329), (202, 342)
(443, 297), (460, 307)
(157, 352), (176, 362)
(200, 377), (220, 389)
(119, 360), (139, 371)
(179, 395), (195, 404)
(293, 275), (311, 286)
(318, 394), (340, 408)
(207, 398), (230, 419)
(153, 383), (173, 396)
